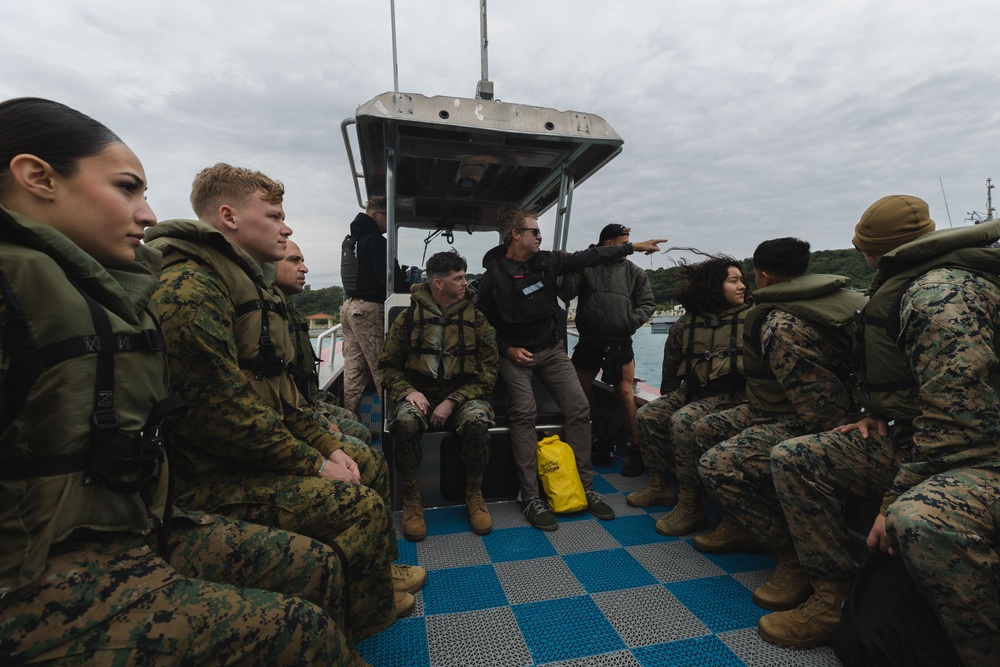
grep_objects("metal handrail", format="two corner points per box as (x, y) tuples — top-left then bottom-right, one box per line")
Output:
(314, 323), (343, 367)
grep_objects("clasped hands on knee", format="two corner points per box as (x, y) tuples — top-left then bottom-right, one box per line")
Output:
(318, 448), (361, 484)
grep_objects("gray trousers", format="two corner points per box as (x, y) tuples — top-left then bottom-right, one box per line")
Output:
(499, 341), (593, 499)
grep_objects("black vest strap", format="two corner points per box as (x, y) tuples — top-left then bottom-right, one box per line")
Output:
(236, 284), (290, 379)
(683, 315), (744, 401)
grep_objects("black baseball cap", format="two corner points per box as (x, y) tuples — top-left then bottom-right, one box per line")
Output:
(598, 223), (631, 243)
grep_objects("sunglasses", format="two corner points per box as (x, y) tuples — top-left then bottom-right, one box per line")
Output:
(516, 228), (542, 237)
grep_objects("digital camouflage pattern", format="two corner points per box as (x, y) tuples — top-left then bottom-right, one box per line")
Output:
(664, 395), (748, 488)
(886, 467), (1000, 667)
(635, 388), (744, 477)
(379, 288), (498, 475)
(174, 441), (397, 642)
(154, 257), (346, 478)
(311, 390), (373, 443)
(0, 517), (368, 666)
(151, 238), (398, 641)
(770, 428), (904, 572)
(774, 268), (1000, 666)
(696, 309), (855, 524)
(390, 399), (494, 474)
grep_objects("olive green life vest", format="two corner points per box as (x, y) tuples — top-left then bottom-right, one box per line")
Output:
(404, 287), (479, 381)
(744, 274), (868, 414)
(0, 211), (177, 594)
(857, 221), (1000, 420)
(674, 303), (751, 400)
(150, 221), (299, 414)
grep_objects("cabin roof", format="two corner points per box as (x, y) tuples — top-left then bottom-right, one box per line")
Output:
(350, 92), (624, 232)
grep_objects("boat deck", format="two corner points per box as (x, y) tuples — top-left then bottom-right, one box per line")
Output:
(359, 456), (843, 667)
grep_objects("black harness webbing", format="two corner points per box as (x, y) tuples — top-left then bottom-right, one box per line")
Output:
(235, 284), (290, 379)
(406, 301), (476, 381)
(683, 315), (743, 402)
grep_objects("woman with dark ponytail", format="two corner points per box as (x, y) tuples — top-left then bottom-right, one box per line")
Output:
(0, 98), (367, 666)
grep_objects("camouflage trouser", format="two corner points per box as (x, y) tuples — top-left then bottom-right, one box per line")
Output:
(636, 389), (746, 477)
(670, 402), (755, 491)
(697, 410), (826, 547)
(770, 429), (903, 577)
(635, 388), (687, 474)
(340, 299), (384, 416)
(666, 394), (748, 486)
(0, 521), (365, 666)
(308, 404), (371, 450)
(314, 390), (372, 444)
(176, 442), (397, 641)
(886, 467), (1000, 667)
(390, 398), (494, 476)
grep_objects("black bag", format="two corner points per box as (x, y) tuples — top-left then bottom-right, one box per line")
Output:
(834, 552), (961, 667)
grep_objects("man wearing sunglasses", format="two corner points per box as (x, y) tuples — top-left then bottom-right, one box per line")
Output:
(478, 210), (666, 531)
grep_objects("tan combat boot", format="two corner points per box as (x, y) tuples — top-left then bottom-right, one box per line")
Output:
(692, 515), (759, 553)
(391, 563), (426, 594)
(465, 475), (493, 535)
(400, 472), (426, 542)
(654, 487), (709, 536)
(757, 578), (852, 648)
(752, 550), (812, 611)
(394, 590), (415, 617)
(626, 472), (678, 508)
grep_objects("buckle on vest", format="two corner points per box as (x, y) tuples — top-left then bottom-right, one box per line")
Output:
(142, 329), (164, 352)
(91, 408), (120, 434)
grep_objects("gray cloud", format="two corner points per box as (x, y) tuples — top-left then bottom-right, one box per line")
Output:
(2, 0), (999, 285)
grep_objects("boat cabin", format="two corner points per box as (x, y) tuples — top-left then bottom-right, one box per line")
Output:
(333, 91), (625, 508)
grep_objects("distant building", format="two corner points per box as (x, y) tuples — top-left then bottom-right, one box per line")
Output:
(306, 313), (336, 330)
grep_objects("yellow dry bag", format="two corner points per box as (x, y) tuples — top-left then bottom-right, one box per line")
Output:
(536, 435), (587, 513)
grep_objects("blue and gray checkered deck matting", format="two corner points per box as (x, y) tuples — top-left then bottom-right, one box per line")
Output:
(358, 458), (843, 667)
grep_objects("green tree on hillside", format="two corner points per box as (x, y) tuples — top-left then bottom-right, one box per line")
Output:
(289, 285), (346, 321)
(645, 248), (872, 308)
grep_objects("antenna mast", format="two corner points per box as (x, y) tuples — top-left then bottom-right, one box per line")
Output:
(476, 0), (494, 100)
(966, 178), (995, 224)
(939, 177), (954, 227)
(390, 0), (399, 92)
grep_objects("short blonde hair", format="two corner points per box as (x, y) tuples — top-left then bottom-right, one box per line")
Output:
(190, 162), (284, 220)
(365, 196), (386, 215)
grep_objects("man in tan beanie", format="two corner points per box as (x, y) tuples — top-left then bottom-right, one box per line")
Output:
(756, 194), (1000, 665)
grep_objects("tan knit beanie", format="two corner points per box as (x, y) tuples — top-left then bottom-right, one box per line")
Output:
(852, 195), (936, 254)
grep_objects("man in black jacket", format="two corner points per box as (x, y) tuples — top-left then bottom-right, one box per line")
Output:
(559, 223), (656, 476)
(339, 197), (408, 416)
(477, 209), (665, 530)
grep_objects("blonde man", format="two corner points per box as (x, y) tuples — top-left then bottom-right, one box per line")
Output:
(148, 164), (424, 640)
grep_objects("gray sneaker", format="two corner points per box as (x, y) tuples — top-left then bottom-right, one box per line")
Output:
(521, 497), (558, 531)
(586, 491), (616, 521)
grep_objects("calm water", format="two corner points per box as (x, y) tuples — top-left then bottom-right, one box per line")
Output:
(318, 325), (668, 392)
(568, 325), (666, 390)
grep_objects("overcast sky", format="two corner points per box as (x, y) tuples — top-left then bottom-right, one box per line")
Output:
(3, 0), (999, 286)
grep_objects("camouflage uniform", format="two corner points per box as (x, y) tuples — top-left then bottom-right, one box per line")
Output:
(637, 390), (744, 478)
(637, 306), (749, 477)
(147, 219), (397, 641)
(378, 283), (498, 474)
(774, 262), (1000, 665)
(310, 391), (374, 444)
(285, 299), (372, 444)
(0, 208), (362, 666)
(697, 303), (859, 525)
(0, 528), (365, 666)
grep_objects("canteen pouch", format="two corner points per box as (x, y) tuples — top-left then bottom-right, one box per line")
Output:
(536, 435), (587, 513)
